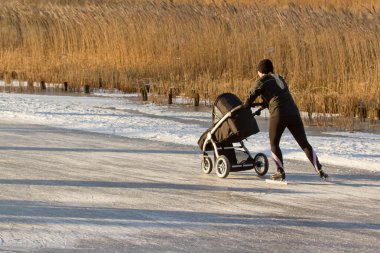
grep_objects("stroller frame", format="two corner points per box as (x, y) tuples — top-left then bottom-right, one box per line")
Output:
(200, 104), (269, 178)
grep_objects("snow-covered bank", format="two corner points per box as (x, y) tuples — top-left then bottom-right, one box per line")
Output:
(0, 92), (379, 172)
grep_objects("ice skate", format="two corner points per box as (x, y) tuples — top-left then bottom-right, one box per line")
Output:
(318, 169), (328, 180)
(270, 171), (286, 181)
(266, 170), (287, 185)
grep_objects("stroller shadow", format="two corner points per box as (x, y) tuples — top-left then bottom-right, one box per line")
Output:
(0, 145), (198, 155)
(0, 178), (305, 194)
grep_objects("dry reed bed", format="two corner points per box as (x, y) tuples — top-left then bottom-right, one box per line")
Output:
(0, 0), (379, 125)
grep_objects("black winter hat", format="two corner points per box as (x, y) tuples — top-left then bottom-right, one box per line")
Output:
(257, 59), (274, 74)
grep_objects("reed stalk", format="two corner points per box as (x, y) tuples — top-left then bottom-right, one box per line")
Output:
(0, 0), (379, 125)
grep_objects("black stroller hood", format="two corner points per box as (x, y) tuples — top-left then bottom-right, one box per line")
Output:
(213, 93), (242, 123)
(198, 93), (260, 150)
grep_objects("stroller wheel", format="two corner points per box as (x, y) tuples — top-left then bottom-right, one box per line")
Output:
(253, 153), (269, 176)
(215, 155), (231, 178)
(201, 156), (213, 174)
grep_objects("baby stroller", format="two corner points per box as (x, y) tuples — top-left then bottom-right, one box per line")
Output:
(197, 93), (269, 178)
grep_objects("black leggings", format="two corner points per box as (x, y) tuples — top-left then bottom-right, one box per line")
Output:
(269, 114), (322, 173)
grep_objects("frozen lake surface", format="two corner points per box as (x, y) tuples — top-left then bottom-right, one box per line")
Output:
(0, 120), (379, 252)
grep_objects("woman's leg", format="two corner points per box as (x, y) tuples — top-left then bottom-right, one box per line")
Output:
(286, 115), (322, 173)
(269, 116), (286, 172)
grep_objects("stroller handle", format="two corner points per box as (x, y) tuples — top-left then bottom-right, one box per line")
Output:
(232, 104), (264, 115)
(230, 105), (243, 113)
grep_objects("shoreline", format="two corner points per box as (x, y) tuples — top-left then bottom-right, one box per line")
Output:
(0, 92), (379, 172)
(1, 89), (379, 134)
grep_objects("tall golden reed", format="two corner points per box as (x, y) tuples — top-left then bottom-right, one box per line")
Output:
(0, 0), (379, 126)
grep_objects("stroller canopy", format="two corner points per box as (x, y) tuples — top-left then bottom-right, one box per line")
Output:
(198, 93), (260, 150)
(213, 93), (242, 124)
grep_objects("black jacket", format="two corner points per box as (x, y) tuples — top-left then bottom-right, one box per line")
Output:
(244, 74), (300, 117)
